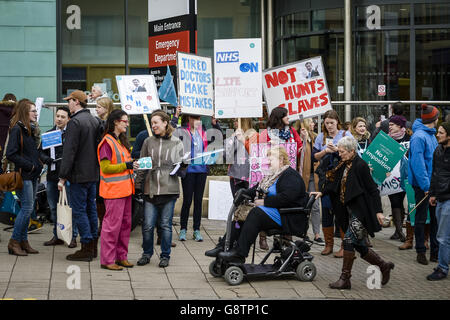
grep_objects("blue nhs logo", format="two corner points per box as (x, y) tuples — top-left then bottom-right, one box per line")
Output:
(216, 51), (239, 63)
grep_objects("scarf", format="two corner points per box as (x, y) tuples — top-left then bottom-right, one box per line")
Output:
(268, 126), (291, 143)
(325, 153), (357, 204)
(389, 127), (406, 141)
(259, 164), (290, 193)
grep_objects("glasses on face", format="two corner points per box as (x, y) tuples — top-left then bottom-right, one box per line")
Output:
(29, 110), (38, 113)
(118, 119), (129, 124)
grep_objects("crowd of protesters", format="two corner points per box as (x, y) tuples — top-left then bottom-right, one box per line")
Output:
(0, 91), (449, 283)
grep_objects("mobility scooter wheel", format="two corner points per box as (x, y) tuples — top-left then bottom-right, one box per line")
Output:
(209, 261), (222, 278)
(296, 261), (317, 282)
(224, 266), (244, 286)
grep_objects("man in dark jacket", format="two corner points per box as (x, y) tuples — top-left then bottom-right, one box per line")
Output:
(58, 90), (102, 262)
(427, 122), (450, 281)
(40, 106), (78, 248)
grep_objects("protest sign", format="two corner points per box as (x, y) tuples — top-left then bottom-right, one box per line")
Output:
(214, 38), (262, 119)
(249, 142), (297, 187)
(116, 75), (161, 115)
(177, 52), (214, 116)
(362, 131), (407, 185)
(137, 157), (153, 170)
(262, 56), (332, 121)
(41, 130), (62, 150)
(404, 179), (430, 226)
(35, 97), (44, 123)
(208, 180), (234, 221)
(379, 162), (403, 196)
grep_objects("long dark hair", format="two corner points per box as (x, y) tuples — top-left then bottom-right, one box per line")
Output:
(266, 107), (288, 130)
(10, 99), (34, 136)
(104, 109), (131, 152)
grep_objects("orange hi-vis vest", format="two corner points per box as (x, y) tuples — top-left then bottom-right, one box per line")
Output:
(97, 134), (135, 199)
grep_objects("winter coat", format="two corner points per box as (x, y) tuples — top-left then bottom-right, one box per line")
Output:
(6, 122), (43, 181)
(322, 155), (383, 237)
(408, 119), (438, 192)
(39, 126), (67, 182)
(246, 167), (308, 236)
(59, 108), (103, 184)
(135, 133), (184, 198)
(429, 145), (450, 202)
(0, 101), (15, 153)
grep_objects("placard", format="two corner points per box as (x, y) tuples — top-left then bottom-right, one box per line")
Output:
(116, 75), (161, 114)
(35, 97), (44, 123)
(41, 130), (62, 150)
(214, 38), (262, 118)
(262, 56), (332, 121)
(137, 157), (153, 170)
(379, 162), (403, 196)
(249, 142), (297, 187)
(208, 180), (234, 221)
(362, 131), (407, 185)
(177, 52), (214, 116)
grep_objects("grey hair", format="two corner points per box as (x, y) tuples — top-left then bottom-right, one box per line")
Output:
(92, 85), (103, 94)
(337, 135), (358, 152)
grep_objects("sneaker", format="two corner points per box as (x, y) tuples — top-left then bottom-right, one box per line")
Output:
(314, 237), (325, 246)
(179, 229), (187, 241)
(159, 257), (169, 268)
(427, 267), (447, 281)
(137, 255), (151, 266)
(193, 230), (203, 242)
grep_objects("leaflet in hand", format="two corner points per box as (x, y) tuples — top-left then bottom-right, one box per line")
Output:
(137, 157), (152, 170)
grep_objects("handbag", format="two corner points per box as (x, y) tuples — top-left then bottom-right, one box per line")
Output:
(0, 132), (23, 192)
(56, 186), (73, 245)
(233, 201), (255, 222)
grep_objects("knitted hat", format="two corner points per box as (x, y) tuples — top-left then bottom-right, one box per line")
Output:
(389, 115), (407, 128)
(440, 121), (450, 136)
(421, 104), (439, 124)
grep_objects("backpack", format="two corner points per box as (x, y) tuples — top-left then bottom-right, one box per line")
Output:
(0, 191), (21, 226)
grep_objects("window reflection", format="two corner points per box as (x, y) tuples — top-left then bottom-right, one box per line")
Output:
(415, 3), (450, 25)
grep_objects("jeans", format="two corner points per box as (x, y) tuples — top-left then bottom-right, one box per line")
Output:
(47, 180), (78, 240)
(142, 199), (176, 260)
(180, 172), (207, 231)
(436, 200), (450, 274)
(69, 182), (98, 244)
(413, 186), (439, 255)
(307, 176), (321, 235)
(12, 179), (37, 242)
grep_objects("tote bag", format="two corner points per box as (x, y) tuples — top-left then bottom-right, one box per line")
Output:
(56, 186), (72, 245)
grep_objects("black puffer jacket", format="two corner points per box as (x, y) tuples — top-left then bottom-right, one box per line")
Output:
(59, 108), (102, 183)
(6, 122), (43, 181)
(429, 145), (450, 202)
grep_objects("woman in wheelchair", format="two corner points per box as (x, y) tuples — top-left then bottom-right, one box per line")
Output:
(206, 146), (308, 263)
(311, 136), (394, 290)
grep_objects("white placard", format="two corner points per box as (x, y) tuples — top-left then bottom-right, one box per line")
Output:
(208, 180), (234, 221)
(35, 97), (44, 123)
(262, 56), (332, 121)
(214, 38), (262, 118)
(116, 75), (161, 114)
(177, 52), (214, 116)
(379, 162), (403, 196)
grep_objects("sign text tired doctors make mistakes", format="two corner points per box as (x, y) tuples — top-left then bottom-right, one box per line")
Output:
(177, 52), (214, 116)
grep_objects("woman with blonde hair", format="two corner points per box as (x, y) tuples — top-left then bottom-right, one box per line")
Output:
(298, 118), (324, 245)
(350, 117), (371, 157)
(96, 97), (115, 122)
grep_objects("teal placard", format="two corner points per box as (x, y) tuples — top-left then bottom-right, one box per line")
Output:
(362, 131), (407, 185)
(404, 179), (430, 226)
(137, 157), (152, 170)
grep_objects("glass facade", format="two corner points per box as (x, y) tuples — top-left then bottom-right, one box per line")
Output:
(275, 1), (450, 126)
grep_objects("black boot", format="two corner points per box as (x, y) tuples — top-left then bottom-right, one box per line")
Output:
(329, 250), (355, 290)
(205, 237), (224, 257)
(392, 208), (406, 242)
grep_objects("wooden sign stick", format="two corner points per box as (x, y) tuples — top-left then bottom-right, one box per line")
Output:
(143, 114), (153, 137)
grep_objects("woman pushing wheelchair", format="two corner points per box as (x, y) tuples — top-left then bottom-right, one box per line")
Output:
(205, 146), (309, 263)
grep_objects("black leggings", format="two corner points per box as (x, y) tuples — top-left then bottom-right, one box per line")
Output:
(235, 207), (280, 257)
(388, 191), (406, 211)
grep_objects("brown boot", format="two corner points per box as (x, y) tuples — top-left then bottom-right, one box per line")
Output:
(321, 227), (334, 255)
(7, 239), (27, 256)
(362, 248), (394, 285)
(399, 221), (414, 250)
(333, 229), (345, 258)
(101, 264), (123, 271)
(66, 240), (93, 262)
(20, 240), (39, 254)
(329, 250), (355, 289)
(424, 224), (430, 250)
(259, 233), (269, 251)
(115, 260), (134, 268)
(44, 237), (64, 246)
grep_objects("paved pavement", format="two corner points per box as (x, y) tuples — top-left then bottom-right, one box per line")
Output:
(0, 217), (448, 300)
